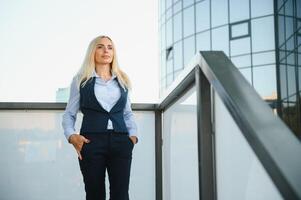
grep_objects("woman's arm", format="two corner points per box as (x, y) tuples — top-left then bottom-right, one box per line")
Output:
(124, 94), (138, 144)
(62, 76), (80, 142)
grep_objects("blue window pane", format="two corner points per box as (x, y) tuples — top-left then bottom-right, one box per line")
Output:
(183, 0), (194, 8)
(211, 0), (228, 27)
(285, 0), (293, 17)
(230, 21), (249, 39)
(239, 67), (252, 85)
(161, 25), (166, 51)
(253, 65), (277, 99)
(285, 17), (294, 40)
(161, 51), (167, 78)
(278, 15), (285, 47)
(174, 41), (183, 71)
(173, 1), (182, 14)
(166, 8), (172, 19)
(166, 19), (173, 47)
(278, 0), (284, 10)
(287, 66), (296, 96)
(286, 37), (294, 51)
(229, 0), (249, 23)
(161, 0), (166, 14)
(297, 0), (301, 18)
(173, 12), (182, 42)
(251, 0), (273, 18)
(166, 0), (172, 9)
(183, 6), (195, 37)
(212, 26), (229, 56)
(167, 73), (173, 87)
(287, 52), (295, 65)
(230, 37), (250, 56)
(280, 65), (288, 100)
(167, 58), (173, 74)
(184, 36), (195, 67)
(252, 51), (275, 66)
(252, 17), (275, 52)
(196, 0), (210, 32)
(196, 31), (211, 51)
(231, 54), (251, 68)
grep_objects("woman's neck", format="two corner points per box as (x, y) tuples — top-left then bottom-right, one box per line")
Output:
(95, 64), (112, 81)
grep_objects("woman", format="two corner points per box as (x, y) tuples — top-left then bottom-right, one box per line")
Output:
(62, 35), (138, 200)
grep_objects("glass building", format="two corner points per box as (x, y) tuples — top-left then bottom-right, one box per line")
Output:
(159, 0), (301, 138)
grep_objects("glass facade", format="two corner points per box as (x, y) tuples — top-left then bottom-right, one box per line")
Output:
(159, 0), (301, 139)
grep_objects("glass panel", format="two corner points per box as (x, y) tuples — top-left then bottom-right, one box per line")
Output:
(166, 19), (173, 47)
(251, 0), (273, 18)
(285, 0), (293, 17)
(183, 36), (195, 67)
(161, 25), (166, 50)
(211, 0), (228, 27)
(229, 0), (249, 23)
(214, 91), (283, 200)
(230, 37), (250, 56)
(231, 21), (249, 38)
(287, 52), (295, 65)
(167, 73), (173, 87)
(166, 8), (172, 19)
(196, 31), (211, 51)
(252, 51), (276, 66)
(196, 0), (210, 32)
(212, 26), (229, 56)
(253, 65), (277, 99)
(287, 66), (296, 96)
(231, 54), (251, 68)
(252, 17), (275, 52)
(161, 0), (166, 14)
(167, 58), (173, 74)
(161, 50), (167, 78)
(166, 0), (172, 9)
(173, 1), (182, 14)
(285, 16), (294, 40)
(183, 6), (195, 37)
(0, 110), (156, 200)
(173, 12), (182, 42)
(286, 37), (295, 52)
(278, 15), (286, 47)
(183, 0), (194, 8)
(297, 0), (301, 18)
(163, 86), (199, 200)
(239, 67), (252, 85)
(280, 65), (288, 100)
(278, 0), (284, 10)
(174, 41), (183, 71)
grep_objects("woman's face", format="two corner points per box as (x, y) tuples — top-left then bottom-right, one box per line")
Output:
(94, 37), (114, 65)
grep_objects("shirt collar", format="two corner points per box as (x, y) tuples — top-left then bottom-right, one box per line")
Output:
(92, 69), (126, 91)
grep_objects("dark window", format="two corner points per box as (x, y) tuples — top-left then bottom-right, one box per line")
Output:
(230, 20), (250, 40)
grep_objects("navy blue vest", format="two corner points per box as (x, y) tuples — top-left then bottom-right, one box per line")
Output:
(79, 77), (128, 134)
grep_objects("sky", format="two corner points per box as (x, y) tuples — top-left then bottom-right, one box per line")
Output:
(0, 0), (159, 103)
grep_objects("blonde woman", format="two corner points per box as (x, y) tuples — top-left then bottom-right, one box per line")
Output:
(62, 35), (138, 200)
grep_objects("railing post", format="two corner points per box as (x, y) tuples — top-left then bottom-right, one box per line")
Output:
(195, 66), (216, 200)
(155, 110), (163, 200)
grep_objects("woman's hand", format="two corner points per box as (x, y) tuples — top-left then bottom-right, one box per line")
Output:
(68, 133), (90, 160)
(129, 136), (137, 145)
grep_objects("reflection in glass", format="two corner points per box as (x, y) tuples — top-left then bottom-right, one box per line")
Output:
(231, 21), (249, 39)
(230, 37), (250, 56)
(184, 36), (195, 67)
(183, 6), (195, 37)
(173, 12), (182, 42)
(231, 54), (251, 68)
(287, 66), (296, 96)
(196, 0), (210, 32)
(183, 0), (194, 8)
(173, 1), (182, 14)
(229, 0), (249, 23)
(211, 0), (228, 27)
(174, 41), (183, 71)
(196, 31), (211, 51)
(166, 19), (173, 47)
(252, 17), (275, 52)
(251, 0), (273, 18)
(285, 17), (294, 40)
(253, 65), (277, 99)
(252, 51), (275, 66)
(280, 65), (288, 100)
(212, 26), (229, 55)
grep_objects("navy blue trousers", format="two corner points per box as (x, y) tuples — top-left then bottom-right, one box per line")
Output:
(78, 130), (134, 200)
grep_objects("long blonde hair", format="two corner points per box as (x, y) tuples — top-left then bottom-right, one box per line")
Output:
(76, 35), (131, 90)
